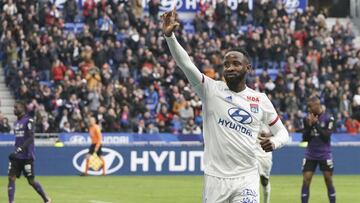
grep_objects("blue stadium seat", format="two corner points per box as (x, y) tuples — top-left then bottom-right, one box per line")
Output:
(74, 23), (84, 33)
(39, 81), (54, 88)
(184, 22), (195, 34)
(63, 23), (84, 34)
(116, 33), (127, 42)
(255, 69), (279, 81)
(64, 23), (75, 33)
(71, 66), (79, 72)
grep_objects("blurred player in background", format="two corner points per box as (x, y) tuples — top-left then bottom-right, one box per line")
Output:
(301, 96), (336, 203)
(84, 117), (106, 176)
(8, 101), (51, 203)
(162, 8), (289, 203)
(256, 124), (273, 203)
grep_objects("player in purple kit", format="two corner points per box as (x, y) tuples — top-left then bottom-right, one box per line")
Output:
(301, 96), (336, 203)
(8, 101), (51, 203)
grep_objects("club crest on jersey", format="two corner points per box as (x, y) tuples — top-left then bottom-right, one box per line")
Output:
(250, 104), (259, 113)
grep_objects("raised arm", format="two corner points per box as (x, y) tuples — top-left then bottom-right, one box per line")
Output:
(161, 8), (203, 87)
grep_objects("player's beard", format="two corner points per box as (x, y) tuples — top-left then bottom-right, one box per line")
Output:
(224, 72), (246, 90)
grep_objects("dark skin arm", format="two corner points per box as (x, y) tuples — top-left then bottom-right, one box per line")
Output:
(21, 119), (35, 150)
(302, 113), (317, 141)
(19, 136), (34, 151)
(314, 116), (334, 142)
(259, 132), (274, 152)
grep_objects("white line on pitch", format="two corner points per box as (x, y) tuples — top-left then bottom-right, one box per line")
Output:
(89, 200), (113, 203)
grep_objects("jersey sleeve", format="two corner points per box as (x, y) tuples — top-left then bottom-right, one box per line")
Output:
(26, 118), (35, 134)
(165, 34), (216, 100)
(261, 94), (279, 126)
(191, 74), (217, 100)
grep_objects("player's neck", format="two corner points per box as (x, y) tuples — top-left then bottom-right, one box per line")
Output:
(17, 113), (26, 120)
(227, 81), (246, 93)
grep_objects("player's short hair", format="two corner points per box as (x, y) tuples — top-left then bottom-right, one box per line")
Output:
(15, 100), (27, 108)
(307, 96), (320, 104)
(225, 48), (251, 63)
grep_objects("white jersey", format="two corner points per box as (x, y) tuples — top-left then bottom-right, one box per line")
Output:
(165, 34), (288, 179)
(193, 77), (279, 178)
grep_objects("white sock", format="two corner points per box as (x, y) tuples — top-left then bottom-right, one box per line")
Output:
(263, 182), (271, 203)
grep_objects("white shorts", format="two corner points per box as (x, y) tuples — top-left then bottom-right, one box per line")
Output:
(257, 154), (272, 179)
(203, 173), (260, 203)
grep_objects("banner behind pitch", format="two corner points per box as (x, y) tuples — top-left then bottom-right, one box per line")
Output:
(0, 146), (204, 175)
(1, 146), (360, 175)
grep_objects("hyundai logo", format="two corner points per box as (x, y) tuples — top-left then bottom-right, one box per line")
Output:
(228, 107), (253, 124)
(69, 135), (87, 144)
(159, 0), (183, 11)
(283, 0), (300, 8)
(72, 148), (124, 175)
(283, 0), (300, 13)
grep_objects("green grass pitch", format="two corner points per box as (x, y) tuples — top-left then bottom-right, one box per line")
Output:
(1, 175), (359, 203)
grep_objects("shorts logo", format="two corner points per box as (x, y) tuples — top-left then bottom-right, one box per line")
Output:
(239, 197), (258, 203)
(73, 148), (124, 175)
(24, 164), (32, 176)
(228, 107), (253, 124)
(327, 159), (334, 169)
(239, 189), (258, 203)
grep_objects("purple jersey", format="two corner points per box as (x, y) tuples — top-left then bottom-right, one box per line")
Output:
(303, 112), (334, 160)
(14, 115), (35, 160)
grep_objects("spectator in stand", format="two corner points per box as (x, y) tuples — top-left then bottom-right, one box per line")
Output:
(61, 121), (74, 133)
(179, 101), (195, 125)
(134, 119), (146, 134)
(64, 0), (78, 23)
(237, 0), (249, 25)
(353, 86), (360, 121)
(345, 116), (360, 135)
(130, 0), (143, 20)
(0, 116), (11, 133)
(182, 119), (202, 135)
(0, 0), (359, 134)
(148, 0), (160, 21)
(83, 0), (96, 22)
(51, 59), (68, 85)
(156, 104), (173, 127)
(3, 0), (17, 16)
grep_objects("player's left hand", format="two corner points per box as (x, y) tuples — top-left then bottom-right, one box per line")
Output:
(259, 137), (275, 152)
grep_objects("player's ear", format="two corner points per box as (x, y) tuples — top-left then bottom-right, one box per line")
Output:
(246, 63), (252, 73)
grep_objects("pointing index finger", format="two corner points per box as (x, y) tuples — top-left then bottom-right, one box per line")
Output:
(172, 4), (177, 14)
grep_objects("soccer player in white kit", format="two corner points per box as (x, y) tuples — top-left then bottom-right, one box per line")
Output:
(162, 8), (289, 203)
(256, 125), (273, 203)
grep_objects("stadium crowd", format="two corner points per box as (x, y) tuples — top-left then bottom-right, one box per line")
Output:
(0, 0), (360, 134)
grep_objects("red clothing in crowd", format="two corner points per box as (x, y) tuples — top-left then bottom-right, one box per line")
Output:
(52, 63), (67, 81)
(345, 118), (360, 135)
(83, 0), (96, 17)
